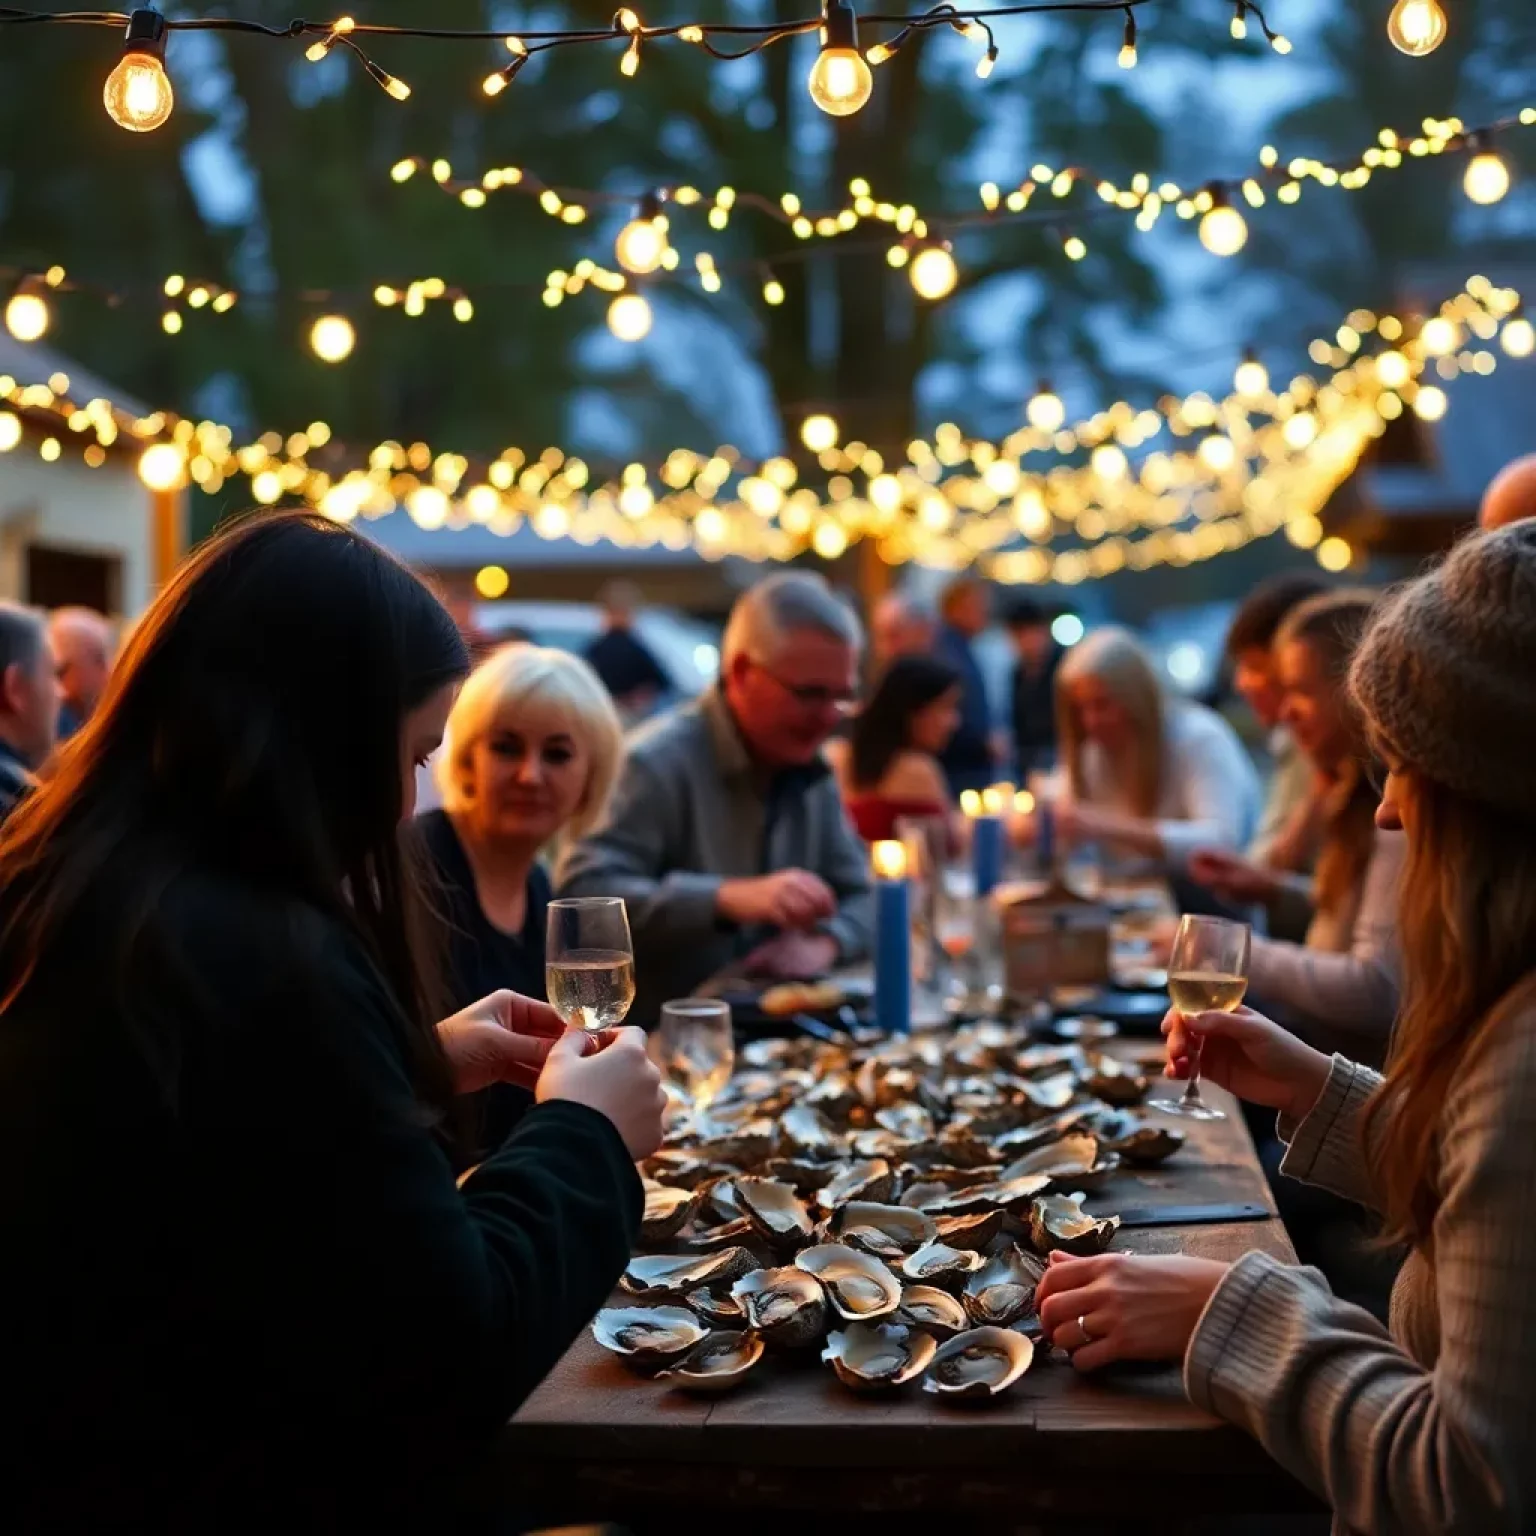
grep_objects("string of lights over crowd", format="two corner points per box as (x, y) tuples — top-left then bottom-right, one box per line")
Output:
(1, 101), (1526, 358)
(0, 280), (1526, 586)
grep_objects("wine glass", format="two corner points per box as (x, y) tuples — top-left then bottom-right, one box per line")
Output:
(648, 999), (734, 1129)
(545, 897), (635, 1033)
(1161, 913), (1250, 1121)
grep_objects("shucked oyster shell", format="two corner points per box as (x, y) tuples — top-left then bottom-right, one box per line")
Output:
(822, 1321), (937, 1393)
(657, 1329), (765, 1394)
(778, 1104), (848, 1161)
(1027, 1192), (1121, 1257)
(622, 1246), (757, 1299)
(639, 1182), (699, 1246)
(734, 1176), (816, 1252)
(731, 1266), (829, 1350)
(1000, 1133), (1122, 1191)
(900, 1240), (987, 1293)
(829, 1201), (937, 1260)
(591, 1305), (709, 1371)
(1081, 1055), (1149, 1107)
(933, 1209), (1006, 1252)
(924, 1326), (1035, 1400)
(816, 1158), (896, 1213)
(795, 1243), (903, 1322)
(1092, 1110), (1185, 1166)
(962, 1243), (1046, 1327)
(687, 1284), (748, 1329)
(896, 1284), (969, 1340)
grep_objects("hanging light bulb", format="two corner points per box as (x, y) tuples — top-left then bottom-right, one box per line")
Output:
(103, 8), (174, 133)
(4, 289), (50, 343)
(137, 442), (187, 492)
(1229, 2), (1247, 40)
(808, 0), (874, 117)
(801, 413), (839, 453)
(1118, 8), (1138, 67)
(309, 314), (356, 363)
(1234, 349), (1269, 397)
(614, 194), (668, 275)
(1386, 0), (1447, 56)
(1501, 315), (1535, 358)
(908, 243), (958, 301)
(1198, 187), (1249, 256)
(1026, 381), (1066, 433)
(607, 291), (653, 342)
(1463, 139), (1511, 206)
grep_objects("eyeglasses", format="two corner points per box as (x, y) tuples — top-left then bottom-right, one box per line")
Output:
(749, 658), (859, 712)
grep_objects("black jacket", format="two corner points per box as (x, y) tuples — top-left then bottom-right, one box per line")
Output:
(0, 867), (640, 1532)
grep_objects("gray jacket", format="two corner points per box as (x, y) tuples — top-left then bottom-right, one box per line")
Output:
(556, 688), (874, 1022)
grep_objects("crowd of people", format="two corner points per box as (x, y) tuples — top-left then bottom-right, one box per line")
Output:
(1, 448), (1534, 1531)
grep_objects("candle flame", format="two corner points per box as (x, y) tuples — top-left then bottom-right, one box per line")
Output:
(959, 789), (983, 818)
(981, 785), (1009, 816)
(872, 840), (908, 880)
(1014, 790), (1036, 815)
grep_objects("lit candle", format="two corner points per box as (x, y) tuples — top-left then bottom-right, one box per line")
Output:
(871, 839), (911, 1036)
(966, 784), (1007, 897)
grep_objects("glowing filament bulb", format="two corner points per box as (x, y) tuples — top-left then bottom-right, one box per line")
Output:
(1234, 351), (1269, 396)
(615, 198), (667, 274)
(908, 244), (958, 301)
(309, 314), (355, 363)
(104, 9), (174, 133)
(809, 1), (873, 116)
(1386, 0), (1447, 56)
(607, 292), (653, 342)
(1463, 148), (1510, 206)
(1026, 382), (1065, 433)
(1199, 196), (1248, 256)
(5, 291), (49, 343)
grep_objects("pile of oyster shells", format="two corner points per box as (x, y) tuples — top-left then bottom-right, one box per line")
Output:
(592, 1020), (1186, 1402)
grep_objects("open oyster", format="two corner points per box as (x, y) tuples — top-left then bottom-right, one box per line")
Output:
(705, 1119), (780, 1167)
(1019, 1071), (1081, 1118)
(900, 1240), (987, 1292)
(1093, 1111), (1185, 1167)
(760, 1158), (838, 1194)
(778, 1104), (847, 1161)
(657, 1329), (765, 1394)
(795, 1244), (903, 1322)
(933, 1209), (1005, 1251)
(734, 1176), (816, 1252)
(816, 1158), (896, 1212)
(591, 1305), (709, 1371)
(731, 1266), (829, 1350)
(803, 1072), (860, 1123)
(874, 1103), (934, 1142)
(992, 1106), (1094, 1159)
(1081, 1056), (1149, 1107)
(822, 1322), (937, 1393)
(622, 1246), (757, 1299)
(679, 1217), (757, 1252)
(897, 1284), (969, 1339)
(1000, 1133), (1121, 1191)
(923, 1326), (1035, 1400)
(640, 1182), (699, 1245)
(962, 1244), (1046, 1327)
(1027, 1193), (1121, 1257)
(686, 1284), (748, 1328)
(830, 1201), (936, 1260)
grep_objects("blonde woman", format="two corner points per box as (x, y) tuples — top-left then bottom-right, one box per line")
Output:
(1189, 591), (1404, 1061)
(1044, 626), (1260, 869)
(418, 641), (623, 1015)
(1036, 522), (1536, 1532)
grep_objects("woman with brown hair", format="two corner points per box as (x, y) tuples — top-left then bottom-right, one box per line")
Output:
(1186, 591), (1404, 1061)
(1036, 522), (1536, 1532)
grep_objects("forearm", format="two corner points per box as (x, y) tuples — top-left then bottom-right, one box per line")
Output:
(1274, 1054), (1382, 1210)
(1249, 937), (1398, 1053)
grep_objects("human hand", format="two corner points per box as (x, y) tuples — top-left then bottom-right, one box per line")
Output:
(1035, 1252), (1230, 1371)
(1162, 1004), (1332, 1121)
(1187, 848), (1280, 904)
(536, 1025), (667, 1160)
(1052, 800), (1100, 846)
(437, 989), (567, 1095)
(742, 931), (839, 981)
(717, 869), (837, 930)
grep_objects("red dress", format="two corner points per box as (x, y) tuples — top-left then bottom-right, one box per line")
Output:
(845, 794), (948, 844)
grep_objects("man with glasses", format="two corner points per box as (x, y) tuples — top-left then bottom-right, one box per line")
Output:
(558, 572), (873, 1025)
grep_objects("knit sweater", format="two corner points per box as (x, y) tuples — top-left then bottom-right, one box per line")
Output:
(1185, 989), (1536, 1534)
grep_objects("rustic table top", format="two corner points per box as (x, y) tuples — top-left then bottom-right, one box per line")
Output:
(496, 1051), (1318, 1527)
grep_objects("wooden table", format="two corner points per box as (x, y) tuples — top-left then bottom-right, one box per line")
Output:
(496, 1056), (1321, 1531)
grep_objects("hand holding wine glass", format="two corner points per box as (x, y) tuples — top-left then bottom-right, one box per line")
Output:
(1162, 1004), (1332, 1124)
(1161, 913), (1251, 1121)
(546, 897), (636, 1035)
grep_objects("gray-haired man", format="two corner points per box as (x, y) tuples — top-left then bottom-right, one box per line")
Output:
(0, 603), (60, 819)
(558, 571), (874, 1023)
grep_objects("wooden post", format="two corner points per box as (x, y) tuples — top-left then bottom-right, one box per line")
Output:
(149, 487), (185, 589)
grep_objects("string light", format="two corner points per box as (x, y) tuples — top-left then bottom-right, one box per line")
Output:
(4, 289), (50, 343)
(309, 315), (356, 363)
(1502, 316), (1535, 359)
(808, 0), (874, 117)
(102, 8), (174, 133)
(614, 195), (668, 275)
(137, 442), (186, 492)
(1463, 140), (1510, 205)
(1118, 7), (1137, 67)
(607, 291), (653, 341)
(1199, 189), (1249, 256)
(908, 243), (958, 301)
(1026, 381), (1066, 433)
(801, 414), (840, 453)
(1234, 350), (1269, 396)
(474, 565), (511, 599)
(1387, 0), (1447, 56)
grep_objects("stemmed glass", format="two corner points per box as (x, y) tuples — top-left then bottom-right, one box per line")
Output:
(545, 897), (636, 1033)
(1161, 913), (1250, 1121)
(647, 999), (735, 1130)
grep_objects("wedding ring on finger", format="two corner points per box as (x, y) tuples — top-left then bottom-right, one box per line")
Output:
(1076, 1314), (1094, 1348)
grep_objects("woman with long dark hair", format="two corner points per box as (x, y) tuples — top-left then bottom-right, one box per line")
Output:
(1036, 523), (1536, 1532)
(827, 654), (961, 842)
(0, 511), (664, 1531)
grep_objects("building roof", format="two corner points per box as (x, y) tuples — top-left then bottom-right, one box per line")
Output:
(358, 511), (713, 569)
(0, 333), (152, 417)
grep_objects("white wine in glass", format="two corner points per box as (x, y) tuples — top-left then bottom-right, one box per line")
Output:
(546, 897), (636, 1033)
(648, 999), (734, 1125)
(1163, 913), (1251, 1122)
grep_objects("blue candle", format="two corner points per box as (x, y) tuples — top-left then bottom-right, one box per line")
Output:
(871, 841), (912, 1036)
(972, 815), (1003, 897)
